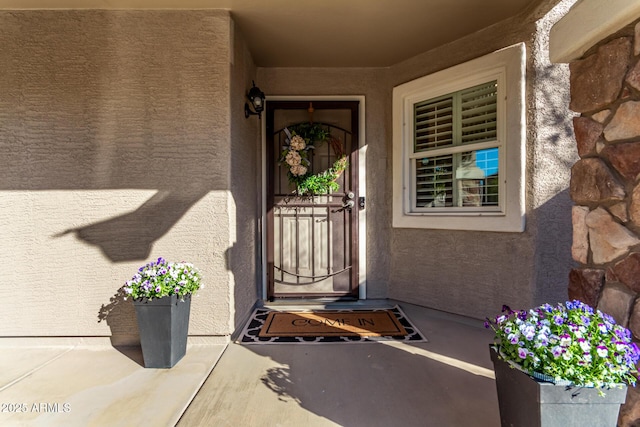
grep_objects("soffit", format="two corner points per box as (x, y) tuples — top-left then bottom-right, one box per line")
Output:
(0, 0), (542, 67)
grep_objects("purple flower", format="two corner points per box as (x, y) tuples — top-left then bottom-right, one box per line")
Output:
(535, 333), (549, 348)
(631, 343), (640, 361)
(508, 333), (520, 344)
(603, 313), (616, 325)
(518, 348), (528, 359)
(615, 328), (631, 340)
(553, 315), (564, 325)
(540, 303), (553, 313)
(155, 286), (161, 293)
(522, 325), (536, 341)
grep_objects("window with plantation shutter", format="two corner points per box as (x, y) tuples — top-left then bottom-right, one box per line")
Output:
(393, 43), (526, 232)
(411, 81), (499, 210)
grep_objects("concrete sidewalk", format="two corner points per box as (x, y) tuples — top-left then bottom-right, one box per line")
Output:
(0, 338), (226, 427)
(0, 302), (499, 427)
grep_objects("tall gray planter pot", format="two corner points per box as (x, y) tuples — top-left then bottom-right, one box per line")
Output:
(133, 294), (191, 368)
(490, 346), (627, 427)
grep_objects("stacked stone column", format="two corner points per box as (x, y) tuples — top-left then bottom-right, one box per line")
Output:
(567, 21), (640, 425)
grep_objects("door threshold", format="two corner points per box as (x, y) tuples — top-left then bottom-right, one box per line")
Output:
(260, 298), (394, 310)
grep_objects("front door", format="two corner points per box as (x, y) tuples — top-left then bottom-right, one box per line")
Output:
(266, 100), (360, 300)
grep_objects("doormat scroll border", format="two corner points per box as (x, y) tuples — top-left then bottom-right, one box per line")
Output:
(237, 305), (428, 344)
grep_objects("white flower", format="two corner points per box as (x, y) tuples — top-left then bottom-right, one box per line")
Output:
(286, 151), (302, 166)
(290, 165), (308, 176)
(289, 135), (306, 151)
(596, 345), (608, 358)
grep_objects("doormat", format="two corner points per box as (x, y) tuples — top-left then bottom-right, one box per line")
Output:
(237, 306), (427, 344)
(259, 310), (407, 337)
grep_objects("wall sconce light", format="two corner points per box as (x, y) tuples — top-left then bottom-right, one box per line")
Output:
(244, 81), (265, 119)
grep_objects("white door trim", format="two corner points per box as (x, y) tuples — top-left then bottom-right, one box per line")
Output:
(260, 95), (367, 300)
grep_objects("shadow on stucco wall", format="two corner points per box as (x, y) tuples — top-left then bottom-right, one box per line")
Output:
(531, 188), (575, 305)
(533, 63), (577, 146)
(55, 189), (209, 262)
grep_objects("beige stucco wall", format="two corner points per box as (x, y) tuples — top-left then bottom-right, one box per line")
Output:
(229, 21), (261, 328)
(0, 10), (258, 341)
(259, 0), (578, 319)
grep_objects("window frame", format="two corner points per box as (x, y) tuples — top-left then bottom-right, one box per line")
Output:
(392, 43), (526, 232)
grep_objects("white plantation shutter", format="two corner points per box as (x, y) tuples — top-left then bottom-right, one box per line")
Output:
(412, 80), (499, 209)
(460, 82), (497, 144)
(414, 96), (453, 151)
(415, 154), (454, 207)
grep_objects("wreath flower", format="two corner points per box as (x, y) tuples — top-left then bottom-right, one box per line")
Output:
(279, 123), (348, 196)
(290, 164), (308, 176)
(289, 135), (306, 151)
(285, 150), (302, 166)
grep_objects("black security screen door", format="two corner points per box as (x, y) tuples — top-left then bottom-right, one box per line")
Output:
(266, 100), (360, 300)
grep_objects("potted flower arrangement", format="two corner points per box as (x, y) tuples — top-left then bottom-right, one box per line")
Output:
(486, 300), (640, 426)
(124, 257), (202, 368)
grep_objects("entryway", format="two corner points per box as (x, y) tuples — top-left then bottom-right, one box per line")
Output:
(264, 100), (363, 301)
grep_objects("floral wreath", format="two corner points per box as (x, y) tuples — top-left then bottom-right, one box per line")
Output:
(279, 122), (348, 196)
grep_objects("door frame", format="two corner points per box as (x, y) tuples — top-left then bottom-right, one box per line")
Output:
(260, 95), (367, 301)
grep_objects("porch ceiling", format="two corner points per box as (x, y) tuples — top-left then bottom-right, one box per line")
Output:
(1, 0), (544, 67)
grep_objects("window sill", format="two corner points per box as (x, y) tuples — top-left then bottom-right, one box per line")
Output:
(392, 212), (525, 232)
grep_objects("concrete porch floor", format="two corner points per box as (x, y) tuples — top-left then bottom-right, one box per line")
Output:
(0, 301), (499, 426)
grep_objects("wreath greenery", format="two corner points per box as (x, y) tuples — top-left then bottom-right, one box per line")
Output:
(279, 123), (348, 196)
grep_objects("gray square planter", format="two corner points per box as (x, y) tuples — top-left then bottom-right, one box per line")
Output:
(490, 346), (627, 427)
(133, 294), (191, 368)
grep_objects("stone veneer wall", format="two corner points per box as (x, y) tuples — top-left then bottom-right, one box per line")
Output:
(567, 19), (640, 425)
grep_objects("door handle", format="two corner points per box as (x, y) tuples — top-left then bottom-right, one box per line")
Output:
(333, 191), (355, 213)
(342, 199), (355, 211)
(334, 199), (355, 213)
